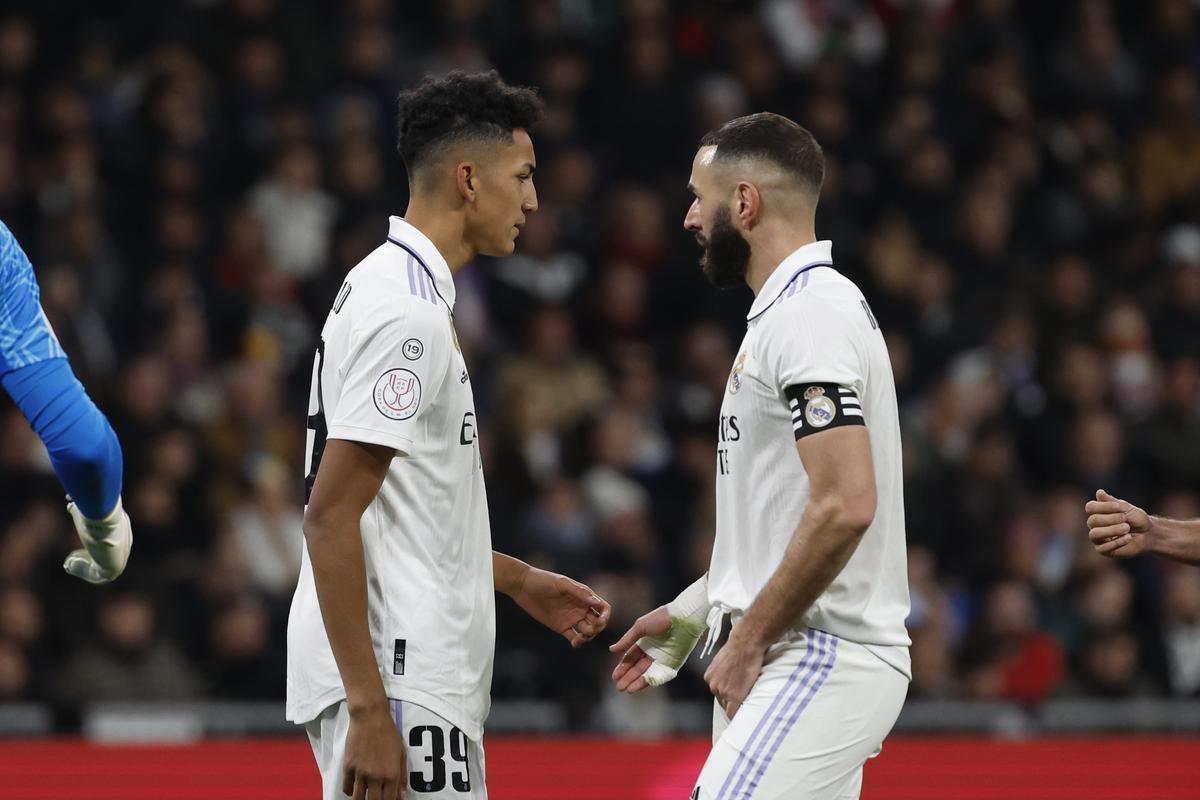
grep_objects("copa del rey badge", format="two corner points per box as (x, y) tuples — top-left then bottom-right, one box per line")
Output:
(729, 352), (747, 394)
(804, 385), (835, 428)
(374, 368), (421, 420)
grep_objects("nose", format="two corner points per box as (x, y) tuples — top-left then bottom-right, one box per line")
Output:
(683, 198), (701, 231)
(523, 180), (538, 213)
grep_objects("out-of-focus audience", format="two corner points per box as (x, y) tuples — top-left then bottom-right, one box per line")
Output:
(2, 0), (1200, 730)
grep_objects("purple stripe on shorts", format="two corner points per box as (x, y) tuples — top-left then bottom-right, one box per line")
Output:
(742, 634), (839, 799)
(407, 255), (418, 296)
(715, 629), (821, 800)
(721, 631), (830, 800)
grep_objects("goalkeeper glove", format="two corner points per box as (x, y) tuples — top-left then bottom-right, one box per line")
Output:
(63, 496), (132, 584)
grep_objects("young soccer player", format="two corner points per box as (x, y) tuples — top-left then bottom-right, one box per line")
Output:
(287, 71), (610, 800)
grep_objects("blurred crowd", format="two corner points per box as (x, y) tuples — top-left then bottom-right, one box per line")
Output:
(1, 0), (1200, 732)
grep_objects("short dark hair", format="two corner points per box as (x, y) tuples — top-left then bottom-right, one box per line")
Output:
(699, 112), (824, 197)
(396, 70), (543, 179)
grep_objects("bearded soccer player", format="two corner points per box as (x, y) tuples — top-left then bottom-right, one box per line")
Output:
(0, 221), (130, 584)
(611, 114), (910, 799)
(287, 71), (610, 800)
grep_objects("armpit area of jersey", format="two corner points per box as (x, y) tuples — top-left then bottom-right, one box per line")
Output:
(784, 383), (865, 440)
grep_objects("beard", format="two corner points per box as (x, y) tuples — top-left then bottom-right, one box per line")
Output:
(698, 204), (751, 289)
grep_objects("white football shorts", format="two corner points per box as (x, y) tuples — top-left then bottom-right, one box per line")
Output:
(692, 627), (908, 800)
(305, 698), (487, 799)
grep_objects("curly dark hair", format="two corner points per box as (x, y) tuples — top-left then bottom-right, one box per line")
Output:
(396, 70), (543, 181)
(700, 113), (824, 197)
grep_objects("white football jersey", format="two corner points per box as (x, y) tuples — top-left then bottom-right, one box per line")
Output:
(709, 240), (911, 676)
(286, 217), (495, 740)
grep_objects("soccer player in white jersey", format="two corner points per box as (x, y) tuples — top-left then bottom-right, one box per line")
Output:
(287, 71), (611, 800)
(610, 113), (911, 799)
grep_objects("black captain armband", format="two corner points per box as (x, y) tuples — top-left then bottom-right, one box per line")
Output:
(784, 383), (865, 440)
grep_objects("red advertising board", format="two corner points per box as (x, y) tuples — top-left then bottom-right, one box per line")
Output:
(0, 736), (1196, 799)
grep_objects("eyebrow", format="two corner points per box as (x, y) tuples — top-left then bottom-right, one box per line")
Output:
(522, 163), (536, 174)
(687, 182), (698, 194)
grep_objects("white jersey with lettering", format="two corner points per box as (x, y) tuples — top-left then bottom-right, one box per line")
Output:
(709, 239), (911, 677)
(286, 216), (494, 742)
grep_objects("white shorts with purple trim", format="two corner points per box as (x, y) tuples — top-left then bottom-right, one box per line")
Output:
(693, 628), (909, 800)
(305, 698), (488, 799)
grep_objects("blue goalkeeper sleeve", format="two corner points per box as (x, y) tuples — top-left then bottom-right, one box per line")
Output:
(2, 357), (123, 519)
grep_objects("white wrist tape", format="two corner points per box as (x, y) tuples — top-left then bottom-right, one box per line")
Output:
(638, 574), (711, 687)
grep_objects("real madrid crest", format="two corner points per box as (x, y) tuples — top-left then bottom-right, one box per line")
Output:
(729, 352), (747, 394)
(804, 385), (836, 427)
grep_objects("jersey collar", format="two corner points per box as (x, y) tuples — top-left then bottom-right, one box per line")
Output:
(745, 239), (834, 321)
(387, 216), (456, 311)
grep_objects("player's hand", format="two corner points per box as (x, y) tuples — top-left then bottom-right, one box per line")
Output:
(1086, 489), (1151, 559)
(63, 497), (132, 584)
(343, 703), (405, 800)
(609, 605), (672, 692)
(513, 568), (611, 647)
(704, 633), (765, 720)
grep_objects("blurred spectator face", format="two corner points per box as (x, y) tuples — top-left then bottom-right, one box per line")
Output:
(984, 580), (1036, 638)
(0, 641), (29, 700)
(120, 354), (173, 424)
(526, 306), (575, 364)
(592, 410), (639, 469)
(150, 428), (200, 486)
(1053, 343), (1106, 409)
(0, 502), (61, 584)
(343, 26), (394, 78)
(608, 183), (667, 269)
(162, 305), (210, 372)
(210, 597), (269, 663)
(225, 360), (282, 424)
(334, 140), (383, 197)
(546, 148), (596, 207)
(0, 586), (42, 646)
(1070, 409), (1122, 477)
(1158, 66), (1198, 120)
(595, 261), (649, 335)
(1079, 629), (1141, 696)
(0, 16), (36, 78)
(236, 37), (284, 93)
(696, 75), (749, 137)
(99, 594), (156, 656)
(1163, 569), (1200, 624)
(1076, 566), (1134, 628)
(960, 181), (1012, 257)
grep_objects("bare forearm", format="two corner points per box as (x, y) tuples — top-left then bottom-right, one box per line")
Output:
(493, 551), (531, 597)
(733, 500), (867, 650)
(306, 520), (387, 712)
(1148, 517), (1200, 565)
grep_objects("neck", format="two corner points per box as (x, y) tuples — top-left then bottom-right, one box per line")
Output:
(745, 219), (817, 297)
(403, 196), (476, 273)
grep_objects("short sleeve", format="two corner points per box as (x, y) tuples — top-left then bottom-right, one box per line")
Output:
(327, 301), (452, 455)
(761, 303), (867, 440)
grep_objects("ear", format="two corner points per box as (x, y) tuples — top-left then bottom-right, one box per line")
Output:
(455, 161), (478, 202)
(734, 182), (762, 228)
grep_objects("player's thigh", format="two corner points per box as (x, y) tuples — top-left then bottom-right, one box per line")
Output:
(694, 632), (908, 800)
(400, 700), (487, 799)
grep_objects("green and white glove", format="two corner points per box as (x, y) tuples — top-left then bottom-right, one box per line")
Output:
(638, 574), (712, 687)
(64, 497), (132, 584)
